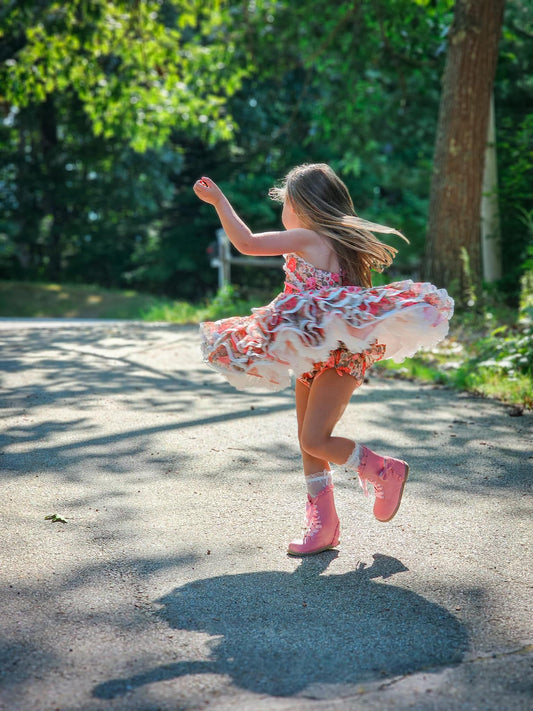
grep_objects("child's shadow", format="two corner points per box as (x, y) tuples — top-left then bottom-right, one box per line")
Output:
(94, 553), (467, 699)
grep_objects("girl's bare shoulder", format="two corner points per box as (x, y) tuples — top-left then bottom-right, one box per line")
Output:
(297, 233), (340, 273)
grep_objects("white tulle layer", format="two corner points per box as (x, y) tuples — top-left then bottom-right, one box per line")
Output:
(200, 280), (454, 391)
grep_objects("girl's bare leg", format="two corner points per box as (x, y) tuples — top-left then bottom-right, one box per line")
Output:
(299, 368), (360, 465)
(289, 376), (342, 555)
(298, 368), (409, 524)
(295, 378), (330, 477)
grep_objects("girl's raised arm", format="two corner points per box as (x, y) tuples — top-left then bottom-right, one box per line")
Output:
(193, 176), (315, 257)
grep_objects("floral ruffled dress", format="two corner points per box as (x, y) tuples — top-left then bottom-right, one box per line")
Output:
(200, 253), (454, 391)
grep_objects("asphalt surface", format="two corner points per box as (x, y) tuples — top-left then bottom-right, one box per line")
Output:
(0, 319), (531, 711)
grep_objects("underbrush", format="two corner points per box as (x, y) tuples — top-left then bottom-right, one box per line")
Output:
(141, 284), (265, 322)
(376, 275), (533, 409)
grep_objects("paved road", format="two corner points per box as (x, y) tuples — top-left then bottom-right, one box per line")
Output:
(0, 320), (531, 711)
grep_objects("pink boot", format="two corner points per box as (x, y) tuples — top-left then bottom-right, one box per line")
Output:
(348, 445), (409, 522)
(287, 484), (340, 556)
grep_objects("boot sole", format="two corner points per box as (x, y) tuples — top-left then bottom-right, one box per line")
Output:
(376, 462), (409, 523)
(287, 522), (340, 556)
(287, 540), (340, 557)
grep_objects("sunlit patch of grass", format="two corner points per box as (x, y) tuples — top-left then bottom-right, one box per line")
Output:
(86, 294), (102, 304)
(140, 285), (265, 323)
(453, 366), (533, 409)
(141, 300), (201, 323)
(0, 280), (263, 323)
(375, 317), (533, 408)
(374, 357), (450, 386)
(0, 280), (161, 319)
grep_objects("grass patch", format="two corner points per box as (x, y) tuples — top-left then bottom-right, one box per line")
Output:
(375, 300), (533, 409)
(0, 280), (163, 319)
(141, 285), (266, 323)
(375, 356), (532, 408)
(0, 281), (265, 322)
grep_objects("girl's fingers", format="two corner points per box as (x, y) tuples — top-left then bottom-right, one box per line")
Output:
(193, 176), (221, 204)
(195, 176), (214, 188)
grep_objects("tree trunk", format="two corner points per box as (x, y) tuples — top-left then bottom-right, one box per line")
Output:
(423, 0), (505, 302)
(481, 92), (502, 283)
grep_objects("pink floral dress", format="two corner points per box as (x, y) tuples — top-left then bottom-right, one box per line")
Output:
(200, 253), (454, 391)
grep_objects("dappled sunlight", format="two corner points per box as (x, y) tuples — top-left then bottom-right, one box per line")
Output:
(0, 324), (529, 500)
(1, 322), (531, 709)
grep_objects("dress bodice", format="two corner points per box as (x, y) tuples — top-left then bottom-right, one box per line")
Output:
(283, 253), (343, 293)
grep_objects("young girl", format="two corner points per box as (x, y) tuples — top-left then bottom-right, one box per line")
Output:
(194, 164), (453, 556)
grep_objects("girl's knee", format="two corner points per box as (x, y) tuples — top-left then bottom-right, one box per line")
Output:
(300, 430), (328, 459)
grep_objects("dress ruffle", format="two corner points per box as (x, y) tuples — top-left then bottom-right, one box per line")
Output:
(200, 256), (454, 391)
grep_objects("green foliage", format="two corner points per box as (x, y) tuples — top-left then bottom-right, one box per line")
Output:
(0, 0), (249, 289)
(201, 283), (264, 320)
(142, 284), (264, 322)
(1, 0), (243, 151)
(461, 321), (532, 384)
(494, 0), (533, 299)
(231, 0), (454, 268)
(0, 0), (531, 307)
(452, 288), (533, 408)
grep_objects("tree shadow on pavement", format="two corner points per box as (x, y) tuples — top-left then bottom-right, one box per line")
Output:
(93, 552), (468, 700)
(2, 323), (530, 497)
(0, 323), (264, 414)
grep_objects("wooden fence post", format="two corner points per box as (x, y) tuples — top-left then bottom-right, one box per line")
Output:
(210, 229), (282, 289)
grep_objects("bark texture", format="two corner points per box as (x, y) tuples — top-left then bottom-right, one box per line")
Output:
(481, 93), (502, 283)
(423, 0), (505, 299)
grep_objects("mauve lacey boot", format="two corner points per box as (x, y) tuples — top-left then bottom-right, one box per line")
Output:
(287, 484), (340, 556)
(346, 445), (409, 522)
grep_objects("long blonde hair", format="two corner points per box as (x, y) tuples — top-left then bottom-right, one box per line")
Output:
(269, 163), (408, 287)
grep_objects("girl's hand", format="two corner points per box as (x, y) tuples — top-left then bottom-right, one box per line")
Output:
(193, 176), (224, 206)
